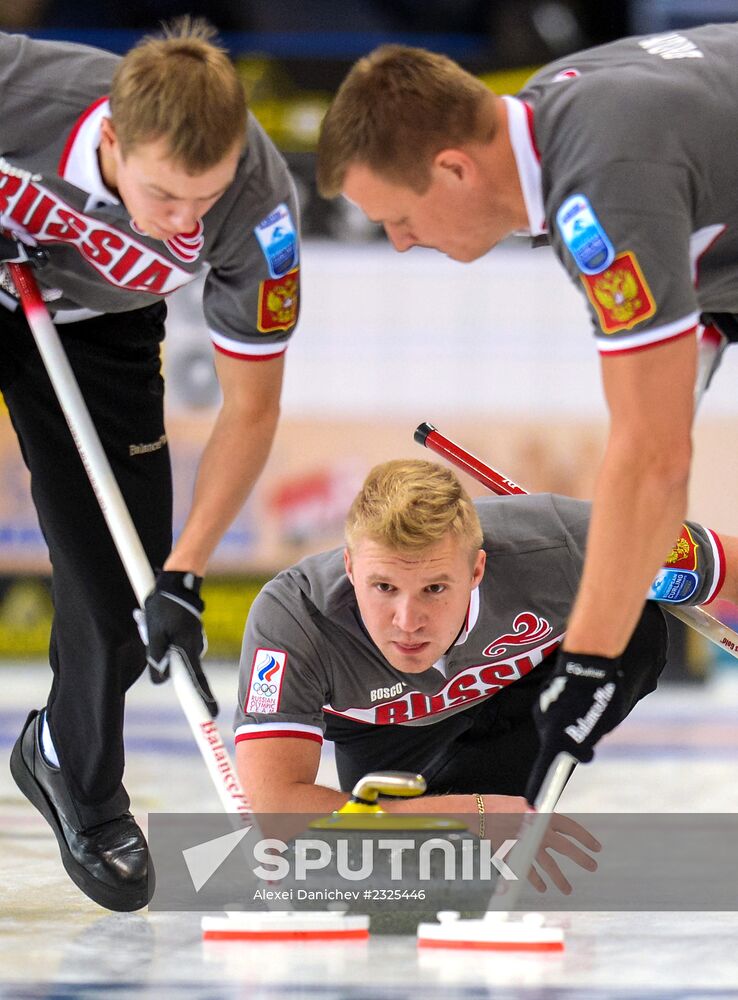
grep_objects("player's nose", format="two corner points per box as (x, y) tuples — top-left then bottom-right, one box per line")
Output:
(168, 205), (199, 234)
(384, 223), (415, 253)
(392, 597), (425, 632)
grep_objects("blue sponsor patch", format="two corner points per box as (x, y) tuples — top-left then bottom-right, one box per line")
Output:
(647, 569), (699, 604)
(556, 194), (615, 274)
(254, 203), (298, 278)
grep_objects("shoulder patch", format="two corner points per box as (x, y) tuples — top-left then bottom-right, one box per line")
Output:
(246, 648), (287, 714)
(254, 202), (299, 277)
(665, 524), (699, 572)
(580, 251), (656, 334)
(257, 269), (299, 332)
(647, 569), (699, 604)
(556, 194), (614, 274)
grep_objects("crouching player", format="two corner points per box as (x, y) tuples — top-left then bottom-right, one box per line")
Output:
(234, 459), (733, 882)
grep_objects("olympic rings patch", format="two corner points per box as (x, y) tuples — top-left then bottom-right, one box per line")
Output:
(246, 648), (287, 714)
(252, 682), (278, 696)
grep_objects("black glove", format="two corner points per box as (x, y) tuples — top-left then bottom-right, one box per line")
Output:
(525, 650), (623, 805)
(137, 570), (218, 718)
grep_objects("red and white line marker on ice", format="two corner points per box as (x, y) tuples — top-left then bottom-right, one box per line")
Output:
(417, 911), (564, 952)
(201, 911), (370, 942)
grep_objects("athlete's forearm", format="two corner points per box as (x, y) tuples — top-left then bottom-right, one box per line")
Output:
(165, 399), (279, 575)
(564, 429), (690, 656)
(237, 775), (351, 815)
(238, 775), (526, 817)
(382, 793), (528, 814)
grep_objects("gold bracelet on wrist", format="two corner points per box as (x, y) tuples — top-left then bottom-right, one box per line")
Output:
(474, 792), (485, 839)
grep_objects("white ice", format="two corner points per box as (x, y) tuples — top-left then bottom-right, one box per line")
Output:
(3, 662), (738, 1000)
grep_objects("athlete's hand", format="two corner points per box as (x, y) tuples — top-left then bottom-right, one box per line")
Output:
(483, 798), (601, 894)
(134, 570), (218, 717)
(525, 811), (601, 894)
(525, 651), (623, 805)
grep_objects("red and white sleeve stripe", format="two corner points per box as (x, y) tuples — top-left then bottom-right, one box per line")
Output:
(702, 529), (726, 606)
(597, 315), (699, 356)
(210, 329), (288, 362)
(235, 721), (324, 746)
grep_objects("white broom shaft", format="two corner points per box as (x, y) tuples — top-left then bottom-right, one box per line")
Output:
(8, 268), (156, 604)
(665, 604), (738, 659)
(8, 262), (251, 814)
(489, 751), (577, 910)
(170, 667), (251, 813)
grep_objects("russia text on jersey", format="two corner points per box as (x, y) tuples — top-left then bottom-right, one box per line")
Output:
(0, 166), (196, 295)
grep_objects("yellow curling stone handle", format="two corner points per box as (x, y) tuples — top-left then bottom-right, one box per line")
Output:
(309, 771), (467, 831)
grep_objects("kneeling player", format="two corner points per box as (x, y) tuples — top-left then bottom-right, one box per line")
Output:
(235, 459), (731, 821)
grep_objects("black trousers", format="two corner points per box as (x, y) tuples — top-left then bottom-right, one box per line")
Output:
(327, 603), (668, 796)
(0, 301), (172, 826)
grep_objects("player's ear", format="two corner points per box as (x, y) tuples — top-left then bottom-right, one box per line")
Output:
(100, 117), (120, 154)
(433, 147), (475, 183)
(471, 548), (486, 587)
(343, 547), (354, 585)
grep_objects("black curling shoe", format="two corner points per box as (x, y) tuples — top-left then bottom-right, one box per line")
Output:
(10, 710), (154, 912)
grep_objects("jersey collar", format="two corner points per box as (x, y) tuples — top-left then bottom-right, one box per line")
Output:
(58, 96), (120, 208)
(430, 586), (480, 675)
(502, 95), (546, 237)
(453, 585), (480, 647)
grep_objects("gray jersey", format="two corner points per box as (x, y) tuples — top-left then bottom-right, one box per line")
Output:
(0, 33), (299, 358)
(515, 23), (738, 353)
(234, 494), (724, 746)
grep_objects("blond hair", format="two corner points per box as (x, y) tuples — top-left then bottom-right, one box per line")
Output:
(110, 17), (247, 172)
(345, 459), (483, 558)
(317, 44), (495, 196)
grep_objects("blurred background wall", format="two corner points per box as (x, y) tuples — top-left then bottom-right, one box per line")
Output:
(1, 0), (737, 661)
